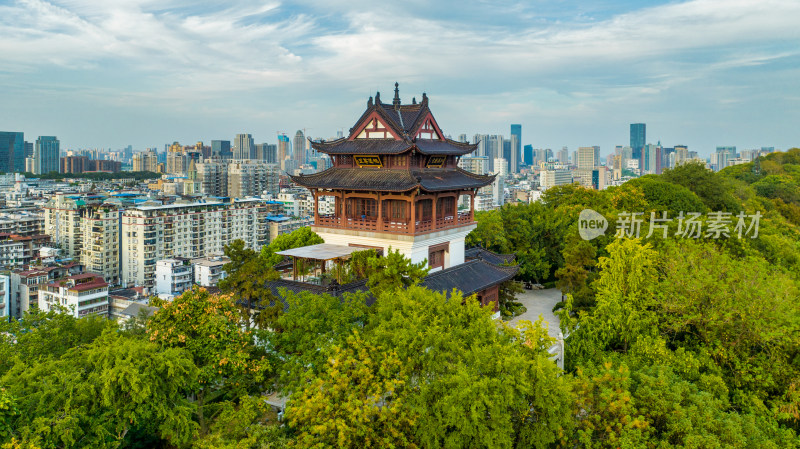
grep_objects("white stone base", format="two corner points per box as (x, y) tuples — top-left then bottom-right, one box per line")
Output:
(312, 224), (476, 270)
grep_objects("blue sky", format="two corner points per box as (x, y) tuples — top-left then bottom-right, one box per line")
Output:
(1, 0), (799, 156)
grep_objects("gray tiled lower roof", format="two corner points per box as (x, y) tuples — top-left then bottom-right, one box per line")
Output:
(290, 168), (494, 193)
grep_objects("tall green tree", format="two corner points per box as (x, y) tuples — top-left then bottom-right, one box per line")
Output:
(2, 330), (198, 449)
(219, 240), (280, 330)
(148, 287), (270, 434)
(365, 248), (429, 297)
(260, 227), (323, 267)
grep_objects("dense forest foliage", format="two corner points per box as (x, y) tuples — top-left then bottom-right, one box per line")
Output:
(2, 150), (800, 448)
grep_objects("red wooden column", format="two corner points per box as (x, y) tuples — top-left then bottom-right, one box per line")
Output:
(313, 190), (319, 225)
(377, 192), (383, 231)
(410, 192), (417, 234)
(431, 193), (438, 230)
(470, 191), (475, 220)
(340, 190), (346, 225)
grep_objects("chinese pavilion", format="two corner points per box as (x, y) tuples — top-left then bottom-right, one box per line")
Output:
(291, 83), (495, 271)
(268, 84), (518, 312)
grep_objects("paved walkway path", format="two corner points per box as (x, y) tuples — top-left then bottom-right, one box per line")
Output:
(508, 288), (563, 339)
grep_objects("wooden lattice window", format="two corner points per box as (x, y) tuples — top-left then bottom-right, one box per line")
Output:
(387, 154), (407, 168)
(417, 199), (433, 221)
(338, 155), (353, 167)
(437, 197), (455, 218)
(383, 200), (407, 221)
(429, 249), (444, 269)
(346, 198), (377, 218)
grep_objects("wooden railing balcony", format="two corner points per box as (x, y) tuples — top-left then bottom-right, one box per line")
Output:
(317, 211), (474, 235)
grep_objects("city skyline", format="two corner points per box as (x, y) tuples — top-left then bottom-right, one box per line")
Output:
(2, 0), (799, 155)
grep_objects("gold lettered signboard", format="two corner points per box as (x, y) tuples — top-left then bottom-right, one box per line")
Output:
(354, 155), (382, 167)
(426, 155), (446, 168)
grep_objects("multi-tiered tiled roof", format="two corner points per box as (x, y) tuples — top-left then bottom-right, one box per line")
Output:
(290, 83), (494, 193)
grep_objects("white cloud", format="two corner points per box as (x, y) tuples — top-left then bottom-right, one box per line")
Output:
(1, 0), (799, 151)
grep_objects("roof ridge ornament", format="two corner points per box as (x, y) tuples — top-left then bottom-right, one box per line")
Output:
(375, 91), (381, 104)
(393, 82), (401, 107)
(367, 96), (373, 108)
(412, 97), (417, 105)
(421, 92), (428, 104)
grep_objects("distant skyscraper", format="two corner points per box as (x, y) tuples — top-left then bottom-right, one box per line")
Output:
(24, 141), (33, 158)
(35, 136), (60, 174)
(630, 123), (646, 163)
(592, 146), (601, 167)
(212, 140), (231, 159)
(336, 130), (344, 139)
(510, 124), (521, 171)
(473, 134), (489, 160)
(643, 144), (661, 174)
(293, 130), (305, 166)
(458, 134), (467, 143)
(715, 146), (737, 171)
(256, 143), (278, 164)
(0, 132), (25, 173)
(523, 145), (533, 166)
(557, 147), (569, 165)
(509, 135), (520, 173)
(488, 135), (503, 172)
(233, 134), (255, 160)
(277, 134), (291, 166)
(577, 147), (596, 170)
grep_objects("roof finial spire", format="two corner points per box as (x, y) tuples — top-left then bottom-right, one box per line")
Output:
(412, 96), (417, 105)
(375, 91), (381, 104)
(393, 82), (401, 107)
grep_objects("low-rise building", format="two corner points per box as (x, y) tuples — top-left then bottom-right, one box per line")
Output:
(267, 216), (314, 243)
(192, 256), (229, 287)
(9, 263), (84, 318)
(155, 258), (193, 297)
(0, 234), (51, 268)
(38, 272), (108, 318)
(0, 274), (9, 319)
(109, 287), (152, 321)
(0, 211), (44, 236)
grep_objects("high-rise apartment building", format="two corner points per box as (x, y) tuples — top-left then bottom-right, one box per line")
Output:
(228, 160), (280, 198)
(458, 134), (468, 143)
(43, 194), (122, 285)
(121, 199), (272, 287)
(0, 131), (25, 173)
(195, 160), (280, 198)
(234, 134), (255, 160)
(630, 123), (646, 163)
(293, 130), (305, 166)
(256, 143), (278, 163)
(132, 149), (158, 172)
